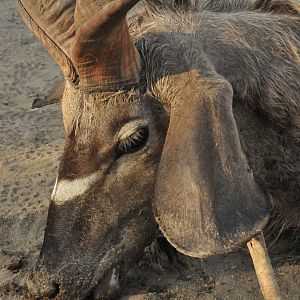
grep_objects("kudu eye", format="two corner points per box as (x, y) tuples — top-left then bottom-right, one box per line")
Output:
(118, 127), (149, 154)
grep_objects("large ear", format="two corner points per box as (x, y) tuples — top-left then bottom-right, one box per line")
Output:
(154, 74), (270, 258)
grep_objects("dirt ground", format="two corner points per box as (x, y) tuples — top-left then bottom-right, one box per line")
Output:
(0, 1), (300, 299)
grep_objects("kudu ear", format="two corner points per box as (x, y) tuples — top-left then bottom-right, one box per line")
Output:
(154, 75), (270, 258)
(32, 80), (65, 109)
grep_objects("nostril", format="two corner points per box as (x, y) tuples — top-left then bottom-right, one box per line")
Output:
(27, 274), (59, 299)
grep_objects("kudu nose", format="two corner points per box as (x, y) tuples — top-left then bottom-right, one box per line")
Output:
(26, 272), (59, 299)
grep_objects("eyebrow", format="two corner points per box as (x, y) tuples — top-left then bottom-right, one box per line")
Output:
(117, 119), (149, 140)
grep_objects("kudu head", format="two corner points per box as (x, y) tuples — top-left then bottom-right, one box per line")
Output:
(19, 0), (270, 298)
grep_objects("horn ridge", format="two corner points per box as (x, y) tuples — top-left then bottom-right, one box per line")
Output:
(71, 0), (141, 91)
(17, 0), (77, 81)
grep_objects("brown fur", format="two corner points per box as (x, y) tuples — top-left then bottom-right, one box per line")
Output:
(19, 0), (300, 298)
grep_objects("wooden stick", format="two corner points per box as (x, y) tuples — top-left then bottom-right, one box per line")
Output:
(247, 232), (282, 300)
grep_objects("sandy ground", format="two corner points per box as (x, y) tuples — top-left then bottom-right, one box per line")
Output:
(0, 0), (300, 299)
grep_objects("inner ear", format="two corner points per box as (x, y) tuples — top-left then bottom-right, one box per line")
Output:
(154, 76), (270, 258)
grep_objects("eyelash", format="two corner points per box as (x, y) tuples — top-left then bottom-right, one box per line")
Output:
(118, 127), (149, 154)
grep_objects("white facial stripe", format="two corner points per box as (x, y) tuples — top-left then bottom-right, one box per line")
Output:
(52, 173), (99, 205)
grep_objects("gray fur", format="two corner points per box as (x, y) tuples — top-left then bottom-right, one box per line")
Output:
(20, 0), (300, 298)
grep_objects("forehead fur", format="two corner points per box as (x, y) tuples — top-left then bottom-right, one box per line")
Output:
(61, 81), (142, 137)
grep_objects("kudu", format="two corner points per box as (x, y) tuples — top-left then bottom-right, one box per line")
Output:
(18, 0), (300, 298)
